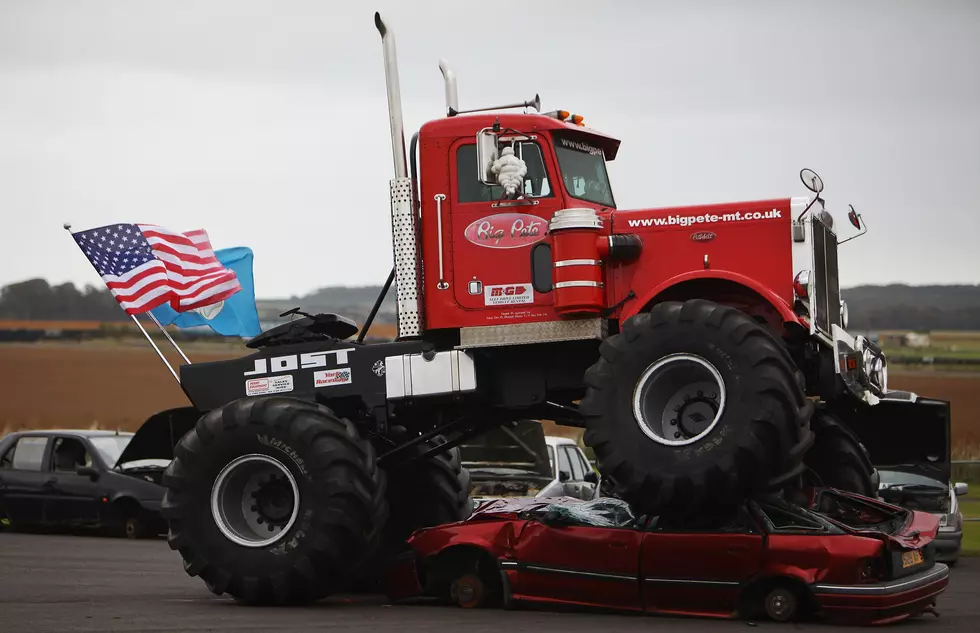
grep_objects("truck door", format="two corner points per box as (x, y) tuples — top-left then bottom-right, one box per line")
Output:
(448, 137), (561, 313)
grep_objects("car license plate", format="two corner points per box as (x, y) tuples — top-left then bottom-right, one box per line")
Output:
(902, 549), (924, 568)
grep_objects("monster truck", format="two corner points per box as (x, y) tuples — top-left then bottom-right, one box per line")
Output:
(127, 12), (941, 605)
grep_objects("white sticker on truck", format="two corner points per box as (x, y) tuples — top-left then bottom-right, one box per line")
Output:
(484, 283), (534, 306)
(245, 375), (294, 396)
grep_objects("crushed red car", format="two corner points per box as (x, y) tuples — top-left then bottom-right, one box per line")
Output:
(383, 489), (948, 625)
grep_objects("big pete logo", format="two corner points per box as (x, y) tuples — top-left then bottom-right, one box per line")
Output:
(244, 348), (353, 376)
(464, 213), (547, 249)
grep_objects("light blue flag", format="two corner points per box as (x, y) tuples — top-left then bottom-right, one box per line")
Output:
(150, 246), (262, 337)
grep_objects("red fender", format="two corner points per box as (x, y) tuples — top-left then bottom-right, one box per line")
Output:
(621, 270), (805, 329)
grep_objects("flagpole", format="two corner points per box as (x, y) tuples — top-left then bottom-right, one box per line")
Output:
(63, 222), (181, 385)
(131, 314), (180, 383)
(146, 310), (192, 365)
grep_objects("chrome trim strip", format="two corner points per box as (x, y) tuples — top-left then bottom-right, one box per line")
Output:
(554, 280), (602, 289)
(643, 577), (739, 586)
(553, 259), (600, 268)
(813, 563), (948, 595)
(497, 559), (633, 582)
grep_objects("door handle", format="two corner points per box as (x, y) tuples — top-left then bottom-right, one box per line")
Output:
(44, 478), (57, 488)
(434, 194), (449, 290)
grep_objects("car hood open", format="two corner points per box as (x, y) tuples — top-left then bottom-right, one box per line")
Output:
(459, 420), (553, 480)
(113, 406), (201, 468)
(833, 397), (951, 485)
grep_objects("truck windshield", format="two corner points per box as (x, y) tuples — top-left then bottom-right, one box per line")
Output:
(553, 133), (615, 208)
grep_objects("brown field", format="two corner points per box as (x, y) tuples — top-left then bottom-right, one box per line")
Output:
(2, 342), (979, 458)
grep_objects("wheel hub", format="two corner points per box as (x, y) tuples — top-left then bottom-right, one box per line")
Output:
(252, 475), (293, 525)
(632, 353), (727, 447)
(769, 594), (790, 617)
(210, 453), (300, 548)
(674, 393), (720, 439)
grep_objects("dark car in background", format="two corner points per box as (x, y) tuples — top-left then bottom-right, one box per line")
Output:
(0, 428), (169, 538)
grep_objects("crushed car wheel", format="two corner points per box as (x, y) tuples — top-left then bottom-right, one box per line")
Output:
(451, 573), (486, 608)
(580, 299), (814, 518)
(764, 586), (798, 622)
(161, 396), (388, 606)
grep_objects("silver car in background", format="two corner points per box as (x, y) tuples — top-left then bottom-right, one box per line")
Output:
(876, 467), (968, 564)
(460, 420), (599, 505)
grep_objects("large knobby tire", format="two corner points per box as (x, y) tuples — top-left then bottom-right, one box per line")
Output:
(160, 397), (388, 605)
(383, 434), (473, 547)
(803, 407), (876, 497)
(347, 434), (473, 591)
(580, 300), (814, 518)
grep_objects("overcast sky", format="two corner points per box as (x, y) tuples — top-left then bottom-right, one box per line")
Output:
(2, 0), (978, 299)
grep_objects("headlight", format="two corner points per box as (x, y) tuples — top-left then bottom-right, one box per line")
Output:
(941, 512), (962, 531)
(794, 270), (811, 301)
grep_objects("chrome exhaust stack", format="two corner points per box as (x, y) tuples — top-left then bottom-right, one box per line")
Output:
(374, 12), (423, 338)
(374, 12), (408, 180)
(438, 59), (459, 116)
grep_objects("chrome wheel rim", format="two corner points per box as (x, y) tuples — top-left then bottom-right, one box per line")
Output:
(210, 453), (299, 548)
(632, 353), (727, 447)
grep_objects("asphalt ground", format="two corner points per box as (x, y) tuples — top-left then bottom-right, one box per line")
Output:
(0, 532), (975, 632)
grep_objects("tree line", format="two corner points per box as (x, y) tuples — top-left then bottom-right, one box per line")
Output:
(2, 278), (978, 331)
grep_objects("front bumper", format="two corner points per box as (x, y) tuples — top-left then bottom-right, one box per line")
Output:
(813, 563), (949, 625)
(831, 325), (891, 404)
(935, 529), (962, 561)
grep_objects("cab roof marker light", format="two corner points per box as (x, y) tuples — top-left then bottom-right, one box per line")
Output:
(543, 109), (570, 121)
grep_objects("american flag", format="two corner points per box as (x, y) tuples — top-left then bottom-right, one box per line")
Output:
(71, 223), (241, 315)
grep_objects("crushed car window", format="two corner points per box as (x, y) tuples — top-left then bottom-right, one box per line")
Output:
(756, 500), (837, 533)
(812, 491), (905, 532)
(541, 498), (636, 528)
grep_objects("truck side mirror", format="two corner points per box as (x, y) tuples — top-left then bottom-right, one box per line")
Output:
(584, 471), (599, 485)
(559, 470), (570, 482)
(476, 128), (499, 185)
(954, 482), (968, 496)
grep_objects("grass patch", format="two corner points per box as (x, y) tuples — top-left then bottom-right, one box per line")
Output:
(962, 522), (980, 556)
(958, 498), (980, 519)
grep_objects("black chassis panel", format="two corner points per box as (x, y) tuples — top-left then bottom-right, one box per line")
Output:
(178, 338), (425, 419)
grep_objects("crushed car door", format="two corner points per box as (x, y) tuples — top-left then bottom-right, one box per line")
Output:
(505, 502), (644, 611)
(640, 507), (764, 617)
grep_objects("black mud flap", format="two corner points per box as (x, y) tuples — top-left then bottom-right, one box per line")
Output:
(833, 397), (951, 485)
(114, 406), (202, 466)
